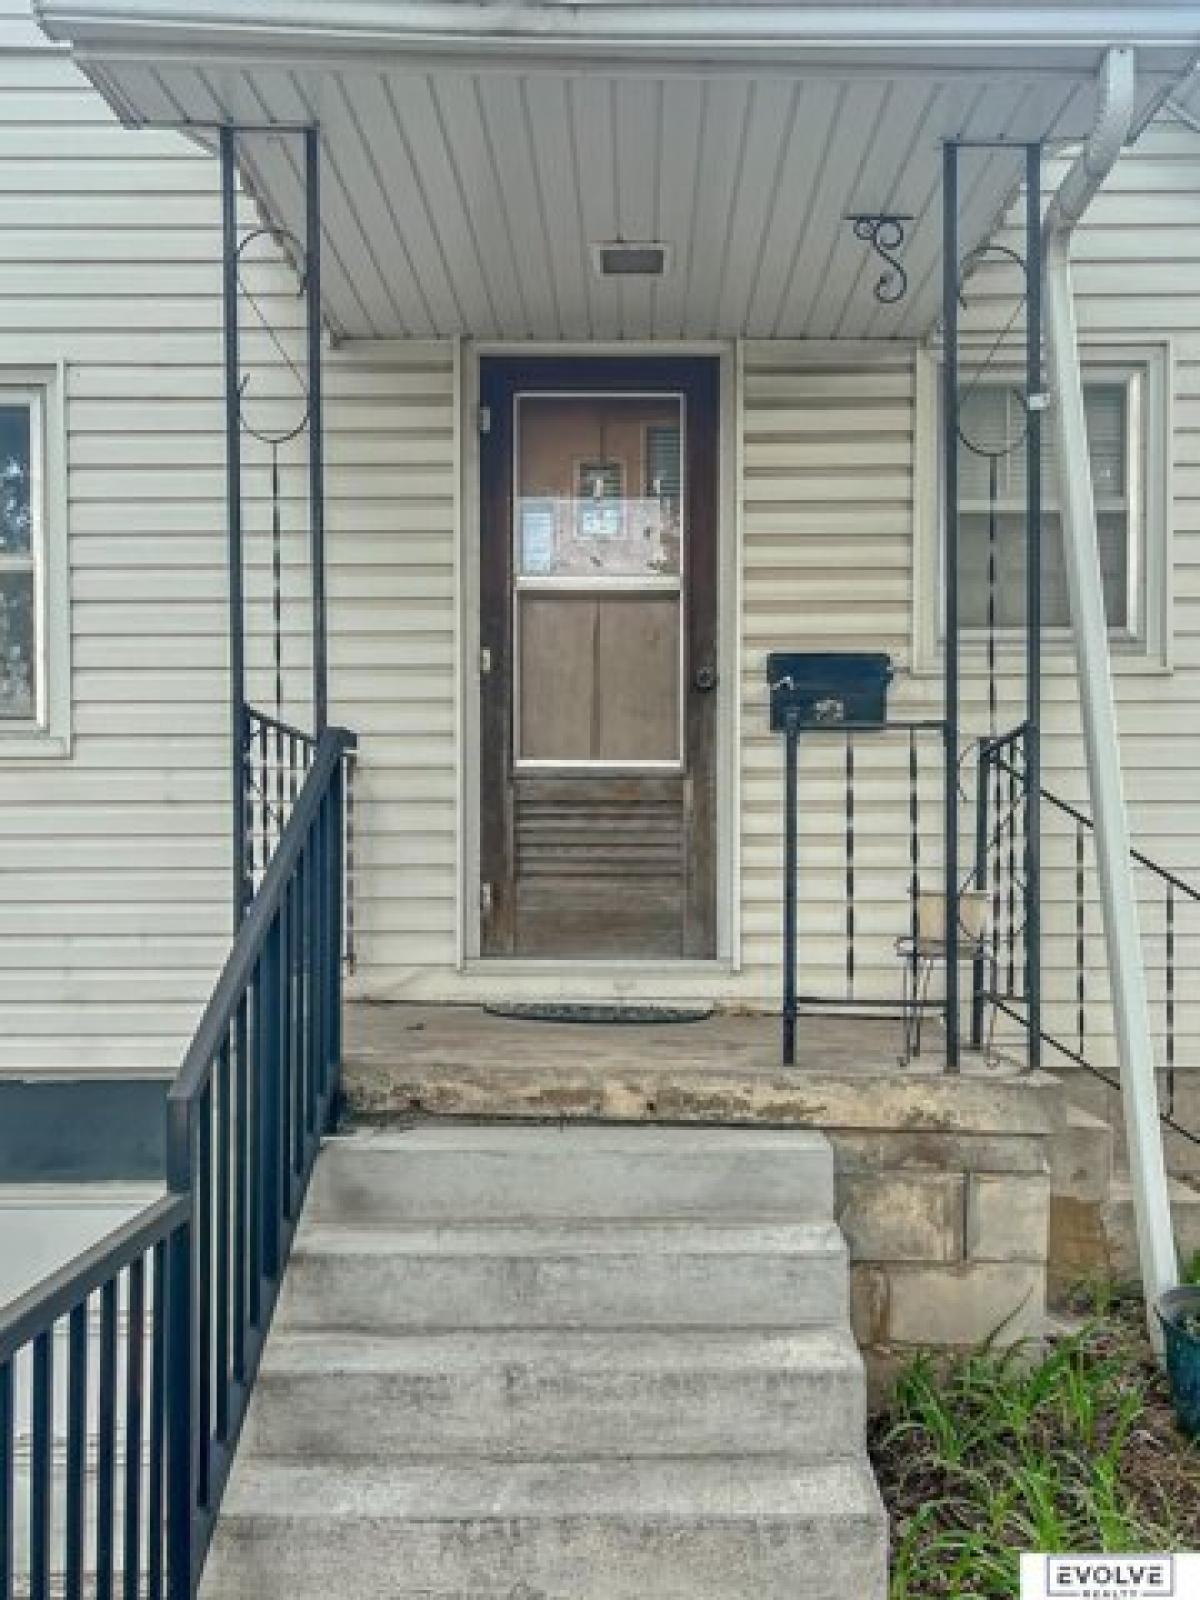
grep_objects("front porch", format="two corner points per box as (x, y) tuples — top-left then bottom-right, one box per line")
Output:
(9, 5), (1198, 1596)
(344, 997), (1016, 1113)
(343, 1000), (1061, 1379)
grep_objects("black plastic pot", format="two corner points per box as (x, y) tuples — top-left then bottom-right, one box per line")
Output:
(1157, 1285), (1200, 1438)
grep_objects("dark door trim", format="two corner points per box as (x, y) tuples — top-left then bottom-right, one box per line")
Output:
(476, 353), (721, 960)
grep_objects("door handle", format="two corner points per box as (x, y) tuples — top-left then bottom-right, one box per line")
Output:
(693, 664), (718, 693)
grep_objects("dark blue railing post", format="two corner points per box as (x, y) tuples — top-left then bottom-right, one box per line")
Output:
(971, 740), (991, 1048)
(316, 791), (331, 1113)
(29, 1331), (51, 1600)
(259, 917), (283, 1282)
(165, 1216), (194, 1600)
(0, 1360), (11, 1600)
(782, 713), (799, 1066)
(329, 760), (346, 1112)
(165, 1097), (195, 1600)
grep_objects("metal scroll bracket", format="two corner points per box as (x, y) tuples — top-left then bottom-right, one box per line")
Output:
(845, 212), (913, 304)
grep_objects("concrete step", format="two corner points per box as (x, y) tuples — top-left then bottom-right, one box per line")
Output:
(1050, 1106), (1114, 1207)
(246, 1325), (865, 1460)
(200, 1454), (887, 1600)
(280, 1219), (849, 1331)
(308, 1125), (835, 1224)
(1103, 1175), (1200, 1281)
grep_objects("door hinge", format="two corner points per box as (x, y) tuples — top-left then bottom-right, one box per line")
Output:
(480, 645), (493, 676)
(478, 404), (492, 435)
(480, 881), (494, 915)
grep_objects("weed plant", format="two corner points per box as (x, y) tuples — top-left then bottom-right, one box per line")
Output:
(870, 1304), (1199, 1600)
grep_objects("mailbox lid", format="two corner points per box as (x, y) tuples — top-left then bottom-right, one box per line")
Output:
(767, 651), (894, 731)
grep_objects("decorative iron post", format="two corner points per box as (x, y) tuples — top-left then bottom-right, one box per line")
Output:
(942, 142), (961, 1070)
(221, 127), (248, 925)
(1025, 141), (1044, 1069)
(305, 128), (328, 736)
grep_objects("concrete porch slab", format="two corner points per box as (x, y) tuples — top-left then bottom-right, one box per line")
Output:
(342, 1002), (1061, 1139)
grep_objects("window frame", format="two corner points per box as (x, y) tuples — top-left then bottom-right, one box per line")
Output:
(0, 364), (70, 757)
(912, 342), (1171, 675)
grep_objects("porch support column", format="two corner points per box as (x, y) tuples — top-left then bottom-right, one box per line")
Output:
(305, 127), (328, 735)
(1044, 45), (1175, 1333)
(942, 141), (960, 1071)
(1024, 141), (1043, 1070)
(221, 125), (248, 923)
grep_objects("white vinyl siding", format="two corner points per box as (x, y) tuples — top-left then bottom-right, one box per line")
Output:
(738, 344), (930, 1000)
(327, 344), (460, 987)
(0, 24), (338, 1071)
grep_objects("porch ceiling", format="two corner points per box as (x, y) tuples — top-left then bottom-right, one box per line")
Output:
(35, 5), (1200, 342)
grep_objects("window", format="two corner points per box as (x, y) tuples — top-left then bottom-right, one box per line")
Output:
(0, 370), (68, 755)
(957, 378), (1139, 633)
(513, 391), (685, 766)
(914, 346), (1169, 669)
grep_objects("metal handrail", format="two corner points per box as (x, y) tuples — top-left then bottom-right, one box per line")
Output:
(0, 723), (356, 1600)
(174, 726), (353, 1108)
(990, 746), (1200, 905)
(0, 1195), (188, 1367)
(244, 706), (317, 746)
(976, 724), (1199, 1147)
(167, 722), (354, 1590)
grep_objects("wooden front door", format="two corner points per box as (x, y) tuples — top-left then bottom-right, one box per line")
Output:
(480, 357), (719, 958)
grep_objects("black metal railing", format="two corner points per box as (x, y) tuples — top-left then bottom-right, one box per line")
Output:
(972, 724), (1032, 1045)
(0, 1194), (189, 1600)
(168, 722), (353, 1585)
(243, 705), (356, 971)
(243, 707), (317, 893)
(0, 722), (355, 1598)
(779, 717), (949, 1064)
(976, 724), (1199, 1147)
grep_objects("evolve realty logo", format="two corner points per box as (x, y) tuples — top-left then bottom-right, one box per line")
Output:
(1021, 1554), (1199, 1600)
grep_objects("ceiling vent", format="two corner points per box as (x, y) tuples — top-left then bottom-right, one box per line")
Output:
(591, 241), (671, 278)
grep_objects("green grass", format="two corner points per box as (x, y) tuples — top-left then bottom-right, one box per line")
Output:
(870, 1313), (1199, 1600)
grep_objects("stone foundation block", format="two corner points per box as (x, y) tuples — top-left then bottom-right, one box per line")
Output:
(966, 1170), (1050, 1263)
(837, 1171), (964, 1264)
(884, 1262), (1045, 1347)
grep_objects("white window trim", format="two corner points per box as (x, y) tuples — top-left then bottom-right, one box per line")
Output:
(912, 341), (1171, 676)
(0, 364), (70, 757)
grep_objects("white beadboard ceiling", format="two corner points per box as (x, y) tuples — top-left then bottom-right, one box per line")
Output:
(34, 4), (1198, 340)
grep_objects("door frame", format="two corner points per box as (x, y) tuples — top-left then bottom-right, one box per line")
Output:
(459, 340), (741, 973)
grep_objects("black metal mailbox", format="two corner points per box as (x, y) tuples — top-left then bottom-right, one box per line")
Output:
(767, 651), (893, 731)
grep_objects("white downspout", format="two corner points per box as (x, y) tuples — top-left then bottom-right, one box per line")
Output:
(1043, 45), (1177, 1337)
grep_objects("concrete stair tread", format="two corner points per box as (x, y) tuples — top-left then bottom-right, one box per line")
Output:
(282, 1217), (850, 1332)
(257, 1324), (863, 1376)
(326, 1126), (833, 1154)
(246, 1323), (866, 1461)
(309, 1125), (834, 1223)
(219, 1452), (884, 1524)
(293, 1218), (847, 1257)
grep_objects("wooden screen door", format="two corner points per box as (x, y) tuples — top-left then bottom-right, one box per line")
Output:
(480, 356), (719, 958)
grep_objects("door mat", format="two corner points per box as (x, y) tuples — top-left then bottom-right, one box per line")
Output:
(483, 1003), (714, 1025)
